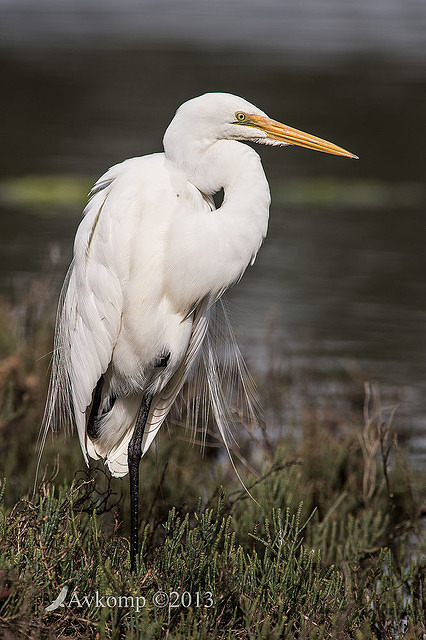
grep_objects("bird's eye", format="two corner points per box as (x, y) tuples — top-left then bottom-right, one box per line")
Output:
(235, 111), (247, 123)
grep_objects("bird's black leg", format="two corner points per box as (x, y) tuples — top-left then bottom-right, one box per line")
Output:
(128, 393), (153, 573)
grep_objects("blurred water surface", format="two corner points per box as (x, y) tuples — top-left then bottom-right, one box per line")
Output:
(1, 0), (426, 63)
(0, 2), (425, 465)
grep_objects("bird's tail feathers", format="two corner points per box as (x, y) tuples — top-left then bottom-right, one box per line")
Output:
(179, 299), (262, 501)
(35, 266), (82, 496)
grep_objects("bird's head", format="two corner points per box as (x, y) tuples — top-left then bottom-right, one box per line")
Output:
(164, 92), (357, 160)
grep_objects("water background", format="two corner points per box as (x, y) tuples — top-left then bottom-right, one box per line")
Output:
(1, 0), (425, 465)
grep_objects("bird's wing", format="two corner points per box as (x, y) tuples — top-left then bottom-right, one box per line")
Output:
(40, 168), (127, 463)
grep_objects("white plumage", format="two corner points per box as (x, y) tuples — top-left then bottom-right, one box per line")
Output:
(41, 92), (356, 570)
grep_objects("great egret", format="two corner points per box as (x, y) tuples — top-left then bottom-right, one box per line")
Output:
(41, 92), (356, 572)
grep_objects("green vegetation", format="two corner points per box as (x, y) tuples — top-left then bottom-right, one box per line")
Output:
(0, 176), (92, 212)
(0, 285), (424, 639)
(1, 175), (425, 213)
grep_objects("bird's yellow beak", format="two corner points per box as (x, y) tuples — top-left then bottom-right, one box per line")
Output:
(249, 114), (358, 159)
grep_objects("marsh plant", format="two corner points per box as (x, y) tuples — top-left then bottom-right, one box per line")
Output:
(0, 286), (424, 639)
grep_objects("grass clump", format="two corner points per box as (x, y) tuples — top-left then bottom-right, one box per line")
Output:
(0, 291), (424, 639)
(0, 460), (424, 639)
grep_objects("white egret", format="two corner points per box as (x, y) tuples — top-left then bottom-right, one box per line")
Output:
(41, 92), (357, 571)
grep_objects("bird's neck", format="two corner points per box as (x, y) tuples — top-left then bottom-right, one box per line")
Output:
(163, 139), (271, 311)
(166, 138), (271, 219)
